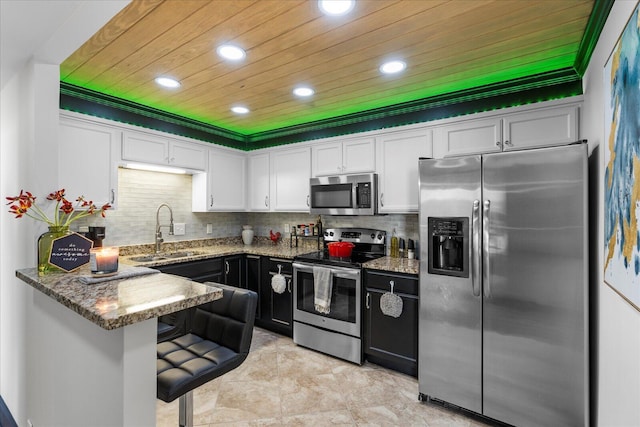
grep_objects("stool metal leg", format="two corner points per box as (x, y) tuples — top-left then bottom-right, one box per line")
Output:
(178, 391), (193, 427)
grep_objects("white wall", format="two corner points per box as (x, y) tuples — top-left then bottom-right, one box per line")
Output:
(581, 1), (640, 426)
(0, 2), (129, 423)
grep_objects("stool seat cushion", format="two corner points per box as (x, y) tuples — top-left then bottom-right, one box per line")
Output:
(157, 333), (244, 402)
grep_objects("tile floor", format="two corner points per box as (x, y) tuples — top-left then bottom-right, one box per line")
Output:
(156, 327), (491, 426)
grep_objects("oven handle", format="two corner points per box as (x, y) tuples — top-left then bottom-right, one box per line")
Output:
(292, 262), (361, 279)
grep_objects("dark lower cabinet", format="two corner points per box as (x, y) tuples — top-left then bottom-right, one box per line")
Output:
(255, 257), (293, 337)
(156, 257), (224, 284)
(245, 255), (261, 319)
(223, 255), (243, 287)
(364, 270), (419, 377)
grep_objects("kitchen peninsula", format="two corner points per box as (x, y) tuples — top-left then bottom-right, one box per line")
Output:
(16, 265), (223, 426)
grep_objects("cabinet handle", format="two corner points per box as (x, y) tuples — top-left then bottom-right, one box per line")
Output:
(170, 157), (175, 163)
(210, 195), (214, 207)
(110, 189), (115, 205)
(287, 277), (291, 293)
(306, 195), (310, 207)
(380, 193), (384, 207)
(366, 292), (371, 309)
(389, 280), (395, 293)
(225, 261), (229, 275)
(495, 141), (501, 147)
(504, 140), (512, 147)
(265, 196), (269, 207)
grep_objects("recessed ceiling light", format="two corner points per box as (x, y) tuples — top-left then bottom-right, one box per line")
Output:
(379, 60), (406, 75)
(154, 77), (181, 88)
(318, 0), (355, 16)
(231, 106), (250, 114)
(293, 86), (315, 97)
(217, 44), (246, 61)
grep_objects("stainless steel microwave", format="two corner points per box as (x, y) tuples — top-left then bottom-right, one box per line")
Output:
(309, 173), (378, 215)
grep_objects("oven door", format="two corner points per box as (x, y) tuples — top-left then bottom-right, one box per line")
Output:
(292, 262), (361, 337)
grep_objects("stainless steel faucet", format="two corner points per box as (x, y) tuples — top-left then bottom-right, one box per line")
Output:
(155, 203), (174, 253)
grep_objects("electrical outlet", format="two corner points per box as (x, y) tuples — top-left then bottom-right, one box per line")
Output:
(284, 223), (290, 234)
(206, 224), (213, 234)
(173, 223), (186, 235)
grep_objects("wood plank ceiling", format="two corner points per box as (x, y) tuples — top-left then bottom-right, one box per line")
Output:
(61, 0), (595, 137)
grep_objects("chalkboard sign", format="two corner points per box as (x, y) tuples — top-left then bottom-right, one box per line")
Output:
(49, 233), (93, 272)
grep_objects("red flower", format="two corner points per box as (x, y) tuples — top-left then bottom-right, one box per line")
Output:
(8, 201), (29, 218)
(47, 189), (66, 202)
(5, 188), (110, 226)
(6, 190), (35, 206)
(60, 200), (74, 214)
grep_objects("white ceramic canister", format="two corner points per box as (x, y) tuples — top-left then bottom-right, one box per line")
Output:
(242, 225), (254, 245)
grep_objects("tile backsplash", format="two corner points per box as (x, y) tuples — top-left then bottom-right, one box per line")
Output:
(74, 167), (418, 251)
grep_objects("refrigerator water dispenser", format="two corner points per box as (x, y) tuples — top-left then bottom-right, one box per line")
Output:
(427, 217), (468, 277)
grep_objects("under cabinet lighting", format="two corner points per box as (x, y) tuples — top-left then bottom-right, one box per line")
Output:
(123, 163), (187, 175)
(379, 60), (406, 75)
(154, 77), (181, 88)
(318, 0), (355, 16)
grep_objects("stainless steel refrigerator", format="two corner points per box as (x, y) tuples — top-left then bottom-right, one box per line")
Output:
(418, 143), (588, 427)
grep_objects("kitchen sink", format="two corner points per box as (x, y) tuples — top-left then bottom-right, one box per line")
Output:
(129, 251), (201, 263)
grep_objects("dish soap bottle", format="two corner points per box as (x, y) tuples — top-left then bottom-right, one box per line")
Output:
(390, 229), (399, 258)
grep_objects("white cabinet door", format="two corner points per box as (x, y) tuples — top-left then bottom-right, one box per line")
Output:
(312, 138), (375, 176)
(122, 131), (206, 171)
(208, 149), (245, 211)
(270, 146), (311, 211)
(247, 153), (270, 211)
(312, 142), (342, 176)
(122, 131), (168, 164)
(193, 148), (245, 211)
(377, 129), (433, 213)
(59, 118), (119, 208)
(502, 105), (578, 151)
(434, 117), (502, 157)
(169, 140), (207, 170)
(342, 137), (376, 174)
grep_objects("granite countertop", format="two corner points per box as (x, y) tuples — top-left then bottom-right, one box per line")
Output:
(121, 240), (419, 276)
(16, 264), (223, 330)
(363, 256), (420, 275)
(120, 242), (317, 268)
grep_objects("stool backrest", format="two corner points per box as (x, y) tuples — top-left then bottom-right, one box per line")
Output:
(193, 284), (257, 354)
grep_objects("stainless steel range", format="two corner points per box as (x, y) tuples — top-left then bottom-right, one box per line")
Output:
(292, 228), (386, 364)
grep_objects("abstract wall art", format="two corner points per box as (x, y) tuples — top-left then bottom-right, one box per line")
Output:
(604, 2), (640, 311)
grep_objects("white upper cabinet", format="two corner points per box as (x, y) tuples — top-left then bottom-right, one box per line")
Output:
(312, 137), (375, 176)
(376, 128), (433, 213)
(122, 131), (206, 171)
(193, 147), (246, 212)
(502, 105), (578, 151)
(433, 117), (502, 158)
(433, 103), (580, 158)
(247, 152), (271, 211)
(59, 117), (119, 209)
(270, 146), (311, 211)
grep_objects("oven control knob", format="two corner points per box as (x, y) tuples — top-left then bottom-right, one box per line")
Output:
(329, 231), (334, 236)
(370, 233), (375, 239)
(377, 234), (382, 240)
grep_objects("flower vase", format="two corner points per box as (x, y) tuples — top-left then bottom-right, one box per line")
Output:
(242, 225), (254, 245)
(38, 225), (71, 275)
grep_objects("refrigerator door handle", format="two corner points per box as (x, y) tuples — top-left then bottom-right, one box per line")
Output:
(483, 200), (491, 298)
(472, 200), (481, 297)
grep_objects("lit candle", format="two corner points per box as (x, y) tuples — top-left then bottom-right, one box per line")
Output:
(90, 247), (119, 275)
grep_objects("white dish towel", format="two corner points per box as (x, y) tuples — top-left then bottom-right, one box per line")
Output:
(313, 266), (333, 314)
